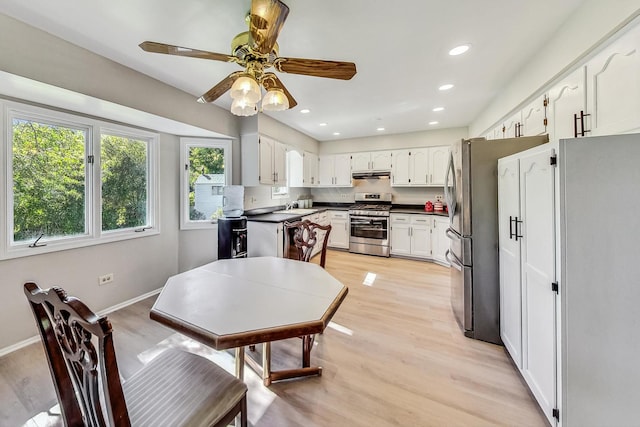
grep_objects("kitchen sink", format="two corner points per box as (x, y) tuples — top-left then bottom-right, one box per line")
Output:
(272, 208), (318, 215)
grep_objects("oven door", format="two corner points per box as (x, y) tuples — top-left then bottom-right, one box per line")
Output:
(349, 215), (389, 256)
(350, 215), (388, 243)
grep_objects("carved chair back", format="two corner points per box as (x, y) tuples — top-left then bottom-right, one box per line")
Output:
(24, 282), (130, 427)
(284, 219), (332, 268)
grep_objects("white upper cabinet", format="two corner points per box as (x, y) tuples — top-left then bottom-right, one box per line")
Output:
(521, 95), (548, 137)
(586, 23), (640, 137)
(287, 149), (304, 187)
(352, 151), (392, 172)
(504, 111), (522, 139)
(303, 151), (318, 187)
(241, 133), (287, 186)
(391, 146), (448, 187)
(318, 154), (352, 187)
(391, 150), (411, 185)
(547, 67), (587, 143)
(428, 146), (448, 186)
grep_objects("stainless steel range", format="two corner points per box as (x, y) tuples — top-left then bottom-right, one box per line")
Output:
(348, 193), (391, 257)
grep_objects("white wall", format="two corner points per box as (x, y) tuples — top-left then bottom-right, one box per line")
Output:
(470, 2), (640, 136)
(0, 13), (241, 350)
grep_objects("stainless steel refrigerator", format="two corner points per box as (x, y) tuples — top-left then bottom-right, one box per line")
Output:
(444, 135), (548, 344)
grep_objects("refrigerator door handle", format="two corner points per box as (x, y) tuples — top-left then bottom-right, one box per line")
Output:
(445, 227), (459, 241)
(445, 249), (463, 268)
(444, 151), (456, 222)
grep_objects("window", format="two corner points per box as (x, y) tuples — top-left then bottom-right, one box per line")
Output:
(180, 137), (232, 229)
(2, 101), (159, 259)
(100, 132), (150, 232)
(11, 117), (89, 244)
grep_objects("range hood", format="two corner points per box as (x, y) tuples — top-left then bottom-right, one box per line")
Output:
(352, 171), (391, 179)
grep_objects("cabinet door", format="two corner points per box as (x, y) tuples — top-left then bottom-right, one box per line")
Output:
(287, 149), (304, 187)
(410, 216), (431, 258)
(390, 215), (411, 255)
(248, 221), (283, 257)
(521, 95), (547, 136)
(498, 156), (523, 368)
(547, 67), (586, 142)
(493, 124), (505, 139)
(303, 152), (318, 186)
(586, 24), (640, 136)
(410, 148), (429, 185)
(392, 150), (411, 186)
(259, 136), (275, 185)
(519, 148), (557, 426)
(371, 151), (392, 170)
(328, 211), (349, 249)
(432, 217), (450, 264)
(504, 111), (522, 138)
(428, 146), (448, 186)
(351, 152), (371, 171)
(318, 155), (335, 186)
(334, 154), (352, 186)
(273, 142), (288, 186)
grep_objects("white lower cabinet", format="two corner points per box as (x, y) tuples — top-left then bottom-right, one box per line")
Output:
(390, 214), (447, 260)
(328, 211), (349, 249)
(247, 221), (284, 258)
(431, 216), (449, 264)
(499, 145), (557, 426)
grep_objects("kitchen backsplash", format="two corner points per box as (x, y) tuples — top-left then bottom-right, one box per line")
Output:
(243, 179), (443, 211)
(311, 180), (443, 205)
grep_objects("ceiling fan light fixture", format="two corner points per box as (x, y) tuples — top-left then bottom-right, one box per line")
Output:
(262, 88), (289, 111)
(230, 98), (258, 116)
(230, 74), (261, 104)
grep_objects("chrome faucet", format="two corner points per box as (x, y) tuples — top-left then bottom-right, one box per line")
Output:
(285, 201), (298, 210)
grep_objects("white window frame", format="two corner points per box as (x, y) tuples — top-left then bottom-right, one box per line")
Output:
(180, 137), (233, 230)
(1, 100), (160, 260)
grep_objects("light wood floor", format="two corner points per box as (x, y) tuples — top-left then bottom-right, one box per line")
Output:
(0, 250), (547, 426)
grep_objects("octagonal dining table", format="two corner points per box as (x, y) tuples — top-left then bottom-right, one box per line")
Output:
(150, 256), (348, 386)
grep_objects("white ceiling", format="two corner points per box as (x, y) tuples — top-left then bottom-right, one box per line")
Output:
(0, 0), (585, 141)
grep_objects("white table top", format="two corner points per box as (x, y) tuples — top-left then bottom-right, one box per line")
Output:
(151, 257), (348, 350)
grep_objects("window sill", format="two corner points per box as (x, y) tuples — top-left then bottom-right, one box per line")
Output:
(1, 228), (160, 260)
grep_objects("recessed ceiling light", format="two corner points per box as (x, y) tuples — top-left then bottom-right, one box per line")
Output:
(449, 44), (470, 56)
(377, 127), (385, 131)
(319, 122), (328, 126)
(333, 132), (341, 136)
(432, 107), (445, 112)
(429, 121), (439, 125)
(439, 84), (454, 91)
(300, 109), (310, 114)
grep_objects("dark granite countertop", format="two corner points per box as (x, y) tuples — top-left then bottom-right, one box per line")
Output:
(244, 203), (447, 223)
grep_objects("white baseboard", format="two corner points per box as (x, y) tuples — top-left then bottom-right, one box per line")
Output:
(0, 288), (162, 358)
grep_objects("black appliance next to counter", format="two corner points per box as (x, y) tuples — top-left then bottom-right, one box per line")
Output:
(218, 216), (247, 259)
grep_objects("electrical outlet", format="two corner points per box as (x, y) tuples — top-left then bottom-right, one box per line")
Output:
(340, 194), (347, 199)
(435, 194), (443, 202)
(98, 273), (114, 285)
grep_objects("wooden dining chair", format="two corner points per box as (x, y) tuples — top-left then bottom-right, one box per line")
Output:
(283, 219), (332, 268)
(280, 219), (332, 370)
(24, 282), (248, 427)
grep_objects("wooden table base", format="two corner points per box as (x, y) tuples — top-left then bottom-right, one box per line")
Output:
(243, 342), (322, 386)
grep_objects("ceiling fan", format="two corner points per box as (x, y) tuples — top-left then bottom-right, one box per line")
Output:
(139, 0), (357, 116)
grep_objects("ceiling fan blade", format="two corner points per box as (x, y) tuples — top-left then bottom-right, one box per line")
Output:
(197, 72), (243, 103)
(274, 57), (357, 80)
(262, 73), (297, 108)
(249, 0), (290, 55)
(139, 41), (234, 62)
